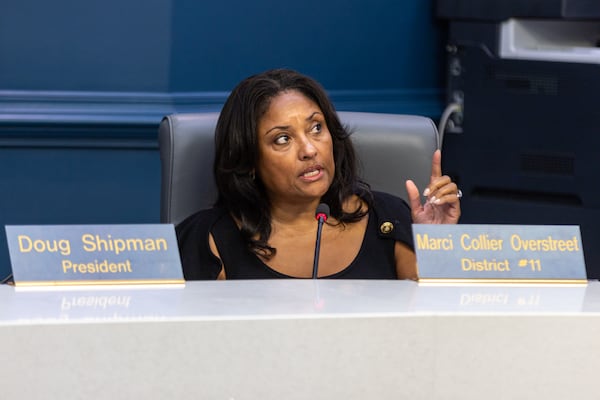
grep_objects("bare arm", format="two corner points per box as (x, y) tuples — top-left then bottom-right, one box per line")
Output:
(395, 242), (418, 280)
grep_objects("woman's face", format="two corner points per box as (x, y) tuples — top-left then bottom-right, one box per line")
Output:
(256, 90), (335, 206)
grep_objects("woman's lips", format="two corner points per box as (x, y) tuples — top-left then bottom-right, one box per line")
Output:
(300, 165), (323, 181)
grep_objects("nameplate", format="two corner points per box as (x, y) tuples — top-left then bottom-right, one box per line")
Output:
(413, 224), (587, 283)
(5, 224), (184, 286)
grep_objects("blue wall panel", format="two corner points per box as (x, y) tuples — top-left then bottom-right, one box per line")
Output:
(0, 0), (445, 280)
(168, 0), (444, 92)
(0, 146), (159, 224)
(0, 0), (172, 91)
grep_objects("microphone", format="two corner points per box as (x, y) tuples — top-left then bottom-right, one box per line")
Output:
(312, 203), (330, 279)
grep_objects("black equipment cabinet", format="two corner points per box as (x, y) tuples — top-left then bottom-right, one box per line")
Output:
(436, 0), (600, 278)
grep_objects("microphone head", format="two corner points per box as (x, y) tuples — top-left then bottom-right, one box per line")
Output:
(315, 203), (330, 222)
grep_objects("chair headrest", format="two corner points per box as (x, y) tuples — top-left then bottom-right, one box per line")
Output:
(159, 112), (439, 224)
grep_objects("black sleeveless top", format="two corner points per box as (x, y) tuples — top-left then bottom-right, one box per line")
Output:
(176, 191), (414, 280)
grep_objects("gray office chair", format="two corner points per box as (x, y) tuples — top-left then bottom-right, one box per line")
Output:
(159, 112), (440, 225)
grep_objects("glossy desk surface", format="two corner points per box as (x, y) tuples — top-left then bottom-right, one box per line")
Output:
(1, 279), (598, 323)
(2, 280), (600, 400)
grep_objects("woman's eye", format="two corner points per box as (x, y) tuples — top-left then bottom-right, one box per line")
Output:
(274, 135), (289, 145)
(312, 123), (322, 133)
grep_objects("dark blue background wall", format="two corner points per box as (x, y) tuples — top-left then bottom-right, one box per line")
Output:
(0, 0), (445, 280)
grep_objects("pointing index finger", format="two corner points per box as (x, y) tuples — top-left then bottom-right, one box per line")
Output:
(430, 149), (442, 181)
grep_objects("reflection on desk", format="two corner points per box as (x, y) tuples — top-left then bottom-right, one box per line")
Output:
(0, 279), (596, 323)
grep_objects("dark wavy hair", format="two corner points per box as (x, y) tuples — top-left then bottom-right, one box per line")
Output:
(214, 68), (372, 258)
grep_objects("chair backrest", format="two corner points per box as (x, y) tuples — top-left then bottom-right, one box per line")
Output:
(159, 111), (440, 225)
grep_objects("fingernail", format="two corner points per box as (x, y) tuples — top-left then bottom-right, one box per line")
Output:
(429, 196), (437, 204)
(423, 188), (430, 196)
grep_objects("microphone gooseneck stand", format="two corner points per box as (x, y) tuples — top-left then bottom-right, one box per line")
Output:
(312, 203), (330, 279)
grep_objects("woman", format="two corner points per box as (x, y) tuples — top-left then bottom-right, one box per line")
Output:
(177, 68), (460, 280)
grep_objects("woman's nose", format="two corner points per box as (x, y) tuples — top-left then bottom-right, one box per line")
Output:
(299, 137), (317, 160)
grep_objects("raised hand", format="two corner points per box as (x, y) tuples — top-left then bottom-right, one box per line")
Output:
(405, 149), (461, 224)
